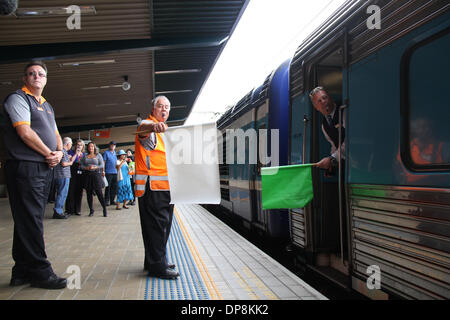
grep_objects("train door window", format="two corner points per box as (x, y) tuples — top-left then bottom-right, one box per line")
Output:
(315, 48), (343, 106)
(403, 29), (450, 170)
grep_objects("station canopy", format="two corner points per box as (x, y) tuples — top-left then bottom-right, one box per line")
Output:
(0, 0), (248, 150)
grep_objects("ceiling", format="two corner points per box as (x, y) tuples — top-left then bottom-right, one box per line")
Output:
(0, 0), (248, 150)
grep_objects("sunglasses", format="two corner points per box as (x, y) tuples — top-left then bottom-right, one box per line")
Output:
(25, 71), (47, 78)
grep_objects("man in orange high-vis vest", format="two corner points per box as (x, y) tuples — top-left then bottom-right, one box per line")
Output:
(134, 95), (179, 280)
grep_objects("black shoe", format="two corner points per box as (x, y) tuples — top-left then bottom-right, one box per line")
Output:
(147, 268), (179, 280)
(74, 212), (81, 216)
(144, 263), (175, 271)
(103, 209), (108, 217)
(53, 213), (68, 219)
(30, 275), (67, 289)
(88, 211), (94, 217)
(10, 277), (31, 286)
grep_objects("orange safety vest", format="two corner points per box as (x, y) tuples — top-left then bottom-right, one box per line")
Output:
(134, 115), (170, 196)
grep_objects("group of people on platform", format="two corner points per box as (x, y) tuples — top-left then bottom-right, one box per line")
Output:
(47, 139), (137, 219)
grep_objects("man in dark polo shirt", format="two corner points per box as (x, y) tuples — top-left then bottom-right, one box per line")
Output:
(2, 61), (67, 289)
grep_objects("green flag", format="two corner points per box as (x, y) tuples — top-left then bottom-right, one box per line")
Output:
(261, 164), (314, 210)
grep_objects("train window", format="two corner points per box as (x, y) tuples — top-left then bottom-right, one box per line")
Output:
(404, 29), (450, 170)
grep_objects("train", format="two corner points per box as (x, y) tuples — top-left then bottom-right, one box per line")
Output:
(215, 0), (449, 300)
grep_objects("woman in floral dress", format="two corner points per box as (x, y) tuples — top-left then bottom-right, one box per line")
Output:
(115, 150), (134, 210)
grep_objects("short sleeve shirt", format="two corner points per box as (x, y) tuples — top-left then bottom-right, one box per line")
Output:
(54, 149), (71, 179)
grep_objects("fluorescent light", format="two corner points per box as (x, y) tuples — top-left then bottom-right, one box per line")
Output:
(106, 115), (136, 120)
(155, 69), (202, 75)
(16, 6), (96, 17)
(96, 102), (131, 107)
(1, 81), (13, 85)
(82, 85), (122, 90)
(170, 105), (187, 109)
(155, 90), (193, 94)
(59, 60), (115, 67)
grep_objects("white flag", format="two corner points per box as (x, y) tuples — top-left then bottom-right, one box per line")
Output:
(162, 122), (221, 204)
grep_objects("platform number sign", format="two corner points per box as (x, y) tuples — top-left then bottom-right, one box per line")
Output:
(366, 265), (381, 290)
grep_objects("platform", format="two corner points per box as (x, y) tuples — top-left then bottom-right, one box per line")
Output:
(0, 197), (326, 300)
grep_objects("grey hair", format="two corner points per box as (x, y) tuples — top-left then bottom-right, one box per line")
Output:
(63, 137), (73, 146)
(24, 60), (48, 76)
(151, 95), (171, 112)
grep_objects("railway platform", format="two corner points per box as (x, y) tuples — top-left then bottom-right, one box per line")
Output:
(0, 198), (326, 300)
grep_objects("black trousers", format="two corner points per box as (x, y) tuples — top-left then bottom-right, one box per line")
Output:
(5, 160), (55, 280)
(84, 171), (106, 212)
(104, 173), (118, 204)
(138, 181), (174, 272)
(47, 168), (56, 203)
(65, 165), (83, 214)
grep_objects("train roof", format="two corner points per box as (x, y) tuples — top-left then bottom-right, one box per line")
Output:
(290, 0), (449, 98)
(216, 58), (291, 129)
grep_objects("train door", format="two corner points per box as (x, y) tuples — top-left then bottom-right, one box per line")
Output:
(228, 110), (255, 224)
(307, 45), (350, 286)
(289, 78), (313, 252)
(254, 101), (269, 233)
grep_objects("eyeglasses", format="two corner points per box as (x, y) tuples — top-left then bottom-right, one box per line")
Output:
(25, 71), (47, 78)
(309, 86), (324, 98)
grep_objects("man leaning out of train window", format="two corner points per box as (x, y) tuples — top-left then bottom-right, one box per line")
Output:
(309, 86), (346, 176)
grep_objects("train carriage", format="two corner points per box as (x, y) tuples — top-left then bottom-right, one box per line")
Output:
(216, 0), (449, 300)
(217, 59), (291, 238)
(288, 0), (450, 299)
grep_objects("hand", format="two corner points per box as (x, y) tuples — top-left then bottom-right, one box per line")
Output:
(153, 122), (167, 133)
(313, 157), (332, 170)
(46, 151), (63, 168)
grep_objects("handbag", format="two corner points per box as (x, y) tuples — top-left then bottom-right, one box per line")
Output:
(117, 161), (125, 181)
(102, 176), (108, 188)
